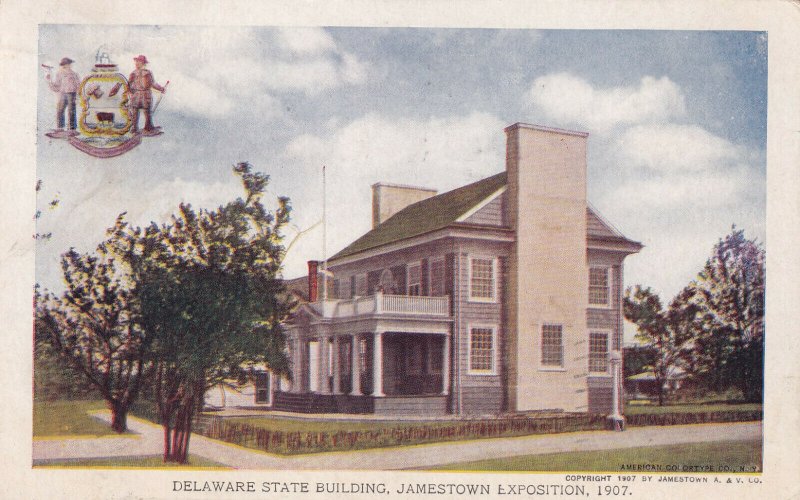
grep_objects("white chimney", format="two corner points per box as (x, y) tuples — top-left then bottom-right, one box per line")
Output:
(503, 123), (589, 413)
(371, 182), (437, 228)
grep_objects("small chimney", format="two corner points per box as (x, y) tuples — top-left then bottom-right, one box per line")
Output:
(307, 260), (320, 302)
(372, 183), (437, 228)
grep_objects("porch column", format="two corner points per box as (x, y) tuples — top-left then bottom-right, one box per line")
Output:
(291, 337), (302, 394)
(332, 336), (341, 394)
(373, 331), (385, 397)
(319, 336), (331, 394)
(350, 334), (362, 396)
(442, 334), (450, 395)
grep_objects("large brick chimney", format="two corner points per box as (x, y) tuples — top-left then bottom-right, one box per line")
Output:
(371, 182), (437, 228)
(503, 123), (589, 413)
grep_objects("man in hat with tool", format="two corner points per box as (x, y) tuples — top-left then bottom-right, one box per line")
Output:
(45, 57), (81, 131)
(128, 55), (167, 134)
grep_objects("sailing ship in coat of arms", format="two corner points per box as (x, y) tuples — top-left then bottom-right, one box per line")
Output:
(44, 48), (168, 158)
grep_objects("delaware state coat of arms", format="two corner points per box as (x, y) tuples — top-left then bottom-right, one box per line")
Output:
(44, 49), (168, 158)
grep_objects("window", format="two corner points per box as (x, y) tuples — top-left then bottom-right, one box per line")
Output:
(407, 262), (422, 296)
(541, 324), (563, 367)
(589, 332), (609, 373)
(469, 257), (496, 301)
(589, 267), (610, 306)
(429, 258), (445, 296)
(379, 269), (394, 293)
(469, 326), (495, 373)
(254, 371), (270, 404)
(355, 273), (367, 296)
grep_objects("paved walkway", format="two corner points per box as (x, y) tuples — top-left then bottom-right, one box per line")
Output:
(33, 412), (761, 470)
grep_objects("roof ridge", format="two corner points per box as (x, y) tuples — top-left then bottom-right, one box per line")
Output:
(330, 171), (507, 260)
(381, 171), (507, 224)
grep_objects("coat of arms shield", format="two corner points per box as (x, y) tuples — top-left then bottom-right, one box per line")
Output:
(44, 50), (166, 158)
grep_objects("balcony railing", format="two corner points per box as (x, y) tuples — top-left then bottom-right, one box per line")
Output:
(310, 292), (450, 318)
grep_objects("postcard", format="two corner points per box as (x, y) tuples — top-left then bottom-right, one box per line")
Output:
(2, 1), (799, 499)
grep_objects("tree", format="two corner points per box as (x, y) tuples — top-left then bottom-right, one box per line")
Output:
(33, 321), (98, 401)
(688, 227), (765, 402)
(622, 344), (656, 379)
(623, 286), (700, 405)
(35, 241), (150, 432)
(109, 162), (292, 463)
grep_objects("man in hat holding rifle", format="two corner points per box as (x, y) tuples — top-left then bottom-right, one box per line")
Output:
(128, 54), (167, 134)
(45, 57), (81, 132)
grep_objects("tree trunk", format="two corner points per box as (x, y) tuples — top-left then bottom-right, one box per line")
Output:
(110, 403), (128, 433)
(163, 425), (172, 462)
(164, 401), (193, 463)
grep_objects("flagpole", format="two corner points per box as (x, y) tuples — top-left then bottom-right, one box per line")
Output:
(322, 165), (327, 302)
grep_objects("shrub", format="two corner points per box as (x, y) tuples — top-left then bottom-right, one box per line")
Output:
(191, 408), (761, 455)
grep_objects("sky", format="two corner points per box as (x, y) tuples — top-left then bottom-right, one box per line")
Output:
(36, 27), (767, 331)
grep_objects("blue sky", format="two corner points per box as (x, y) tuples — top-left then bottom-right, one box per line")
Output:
(36, 27), (767, 319)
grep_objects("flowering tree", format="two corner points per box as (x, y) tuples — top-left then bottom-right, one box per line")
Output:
(109, 162), (292, 463)
(36, 241), (150, 432)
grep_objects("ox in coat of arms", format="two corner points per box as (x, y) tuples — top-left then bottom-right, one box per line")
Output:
(44, 49), (168, 158)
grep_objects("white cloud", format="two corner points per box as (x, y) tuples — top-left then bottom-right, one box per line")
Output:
(276, 28), (337, 56)
(280, 111), (506, 278)
(266, 59), (341, 94)
(526, 73), (686, 133)
(616, 124), (744, 173)
(39, 26), (371, 122)
(606, 123), (763, 211)
(593, 122), (764, 312)
(611, 168), (751, 210)
(36, 169), (246, 292)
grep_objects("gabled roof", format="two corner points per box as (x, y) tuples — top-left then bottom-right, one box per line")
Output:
(330, 171), (640, 261)
(331, 172), (508, 260)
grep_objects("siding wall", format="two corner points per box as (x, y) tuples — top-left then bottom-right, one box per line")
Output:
(329, 239), (456, 298)
(586, 248), (626, 414)
(463, 191), (506, 226)
(450, 240), (511, 415)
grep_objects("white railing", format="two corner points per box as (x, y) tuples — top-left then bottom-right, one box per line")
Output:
(311, 292), (449, 318)
(379, 293), (450, 316)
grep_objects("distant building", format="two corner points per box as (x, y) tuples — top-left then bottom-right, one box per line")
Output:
(207, 123), (642, 416)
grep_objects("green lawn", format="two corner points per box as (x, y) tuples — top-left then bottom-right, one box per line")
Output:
(33, 400), (121, 437)
(34, 454), (228, 469)
(431, 439), (762, 472)
(625, 401), (762, 415)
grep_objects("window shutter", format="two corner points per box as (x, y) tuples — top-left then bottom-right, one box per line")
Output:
(445, 253), (456, 295)
(421, 258), (429, 296)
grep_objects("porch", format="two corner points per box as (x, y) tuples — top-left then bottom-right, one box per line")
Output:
(281, 329), (452, 415)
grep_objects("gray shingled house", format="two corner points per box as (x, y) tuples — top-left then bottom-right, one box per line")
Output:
(206, 122), (642, 416)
